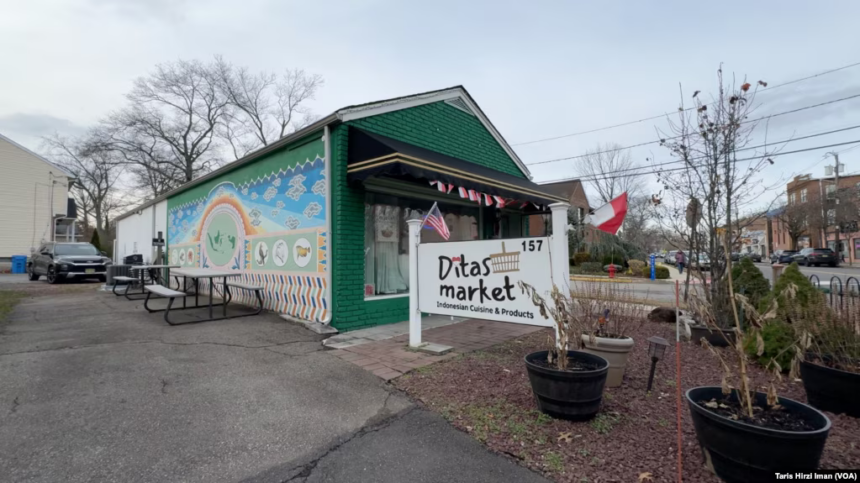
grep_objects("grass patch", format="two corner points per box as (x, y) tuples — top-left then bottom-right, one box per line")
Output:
(544, 451), (564, 472)
(0, 290), (25, 323)
(590, 413), (621, 435)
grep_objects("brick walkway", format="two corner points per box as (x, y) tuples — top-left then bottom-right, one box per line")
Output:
(330, 319), (543, 381)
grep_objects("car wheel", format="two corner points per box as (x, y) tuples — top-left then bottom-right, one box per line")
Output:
(46, 266), (61, 284)
(829, 263), (836, 267)
(28, 265), (40, 281)
(97, 276), (106, 283)
(805, 259), (811, 267)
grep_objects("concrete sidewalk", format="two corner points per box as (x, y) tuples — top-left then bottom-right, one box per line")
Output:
(0, 284), (548, 483)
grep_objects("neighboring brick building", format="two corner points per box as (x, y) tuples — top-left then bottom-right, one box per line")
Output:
(769, 173), (860, 261)
(115, 86), (566, 331)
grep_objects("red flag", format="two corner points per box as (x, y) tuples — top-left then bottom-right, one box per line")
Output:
(584, 192), (628, 235)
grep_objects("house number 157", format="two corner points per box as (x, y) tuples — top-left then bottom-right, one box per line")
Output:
(521, 240), (543, 252)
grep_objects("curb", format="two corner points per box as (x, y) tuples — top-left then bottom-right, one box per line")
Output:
(569, 276), (633, 283)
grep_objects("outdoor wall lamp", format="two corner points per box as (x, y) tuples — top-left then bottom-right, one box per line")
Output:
(646, 336), (669, 392)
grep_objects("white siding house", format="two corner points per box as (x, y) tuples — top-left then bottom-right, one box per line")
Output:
(0, 132), (73, 261)
(115, 199), (168, 264)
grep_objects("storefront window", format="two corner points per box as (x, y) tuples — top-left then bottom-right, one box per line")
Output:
(854, 238), (860, 259)
(363, 193), (480, 297)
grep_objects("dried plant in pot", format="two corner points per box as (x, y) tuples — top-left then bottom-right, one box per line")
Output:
(688, 287), (736, 348)
(519, 282), (609, 421)
(777, 284), (860, 418)
(687, 291), (831, 482)
(573, 282), (645, 387)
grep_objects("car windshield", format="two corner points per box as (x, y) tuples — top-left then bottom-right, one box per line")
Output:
(54, 244), (100, 256)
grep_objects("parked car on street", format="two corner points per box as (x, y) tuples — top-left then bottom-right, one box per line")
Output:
(731, 252), (741, 261)
(770, 250), (798, 264)
(665, 252), (677, 265)
(792, 248), (838, 267)
(693, 254), (711, 271)
(741, 252), (762, 263)
(28, 242), (112, 284)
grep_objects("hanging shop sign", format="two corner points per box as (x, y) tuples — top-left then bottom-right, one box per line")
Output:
(417, 237), (555, 327)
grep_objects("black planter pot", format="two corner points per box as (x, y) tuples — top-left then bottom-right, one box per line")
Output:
(524, 350), (608, 421)
(801, 360), (860, 417)
(686, 386), (831, 483)
(689, 325), (735, 347)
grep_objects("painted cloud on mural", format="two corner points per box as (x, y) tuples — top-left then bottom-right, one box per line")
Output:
(303, 201), (322, 219)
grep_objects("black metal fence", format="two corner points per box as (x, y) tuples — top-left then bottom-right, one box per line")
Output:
(808, 275), (860, 323)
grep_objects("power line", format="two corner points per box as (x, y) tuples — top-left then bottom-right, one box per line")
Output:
(525, 93), (860, 166)
(539, 139), (860, 185)
(513, 60), (860, 147)
(531, 124), (860, 180)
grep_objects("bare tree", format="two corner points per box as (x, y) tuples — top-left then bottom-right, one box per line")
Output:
(213, 56), (323, 158)
(620, 195), (661, 252)
(43, 134), (126, 242)
(773, 199), (809, 250)
(575, 143), (641, 204)
(94, 59), (230, 190)
(651, 68), (780, 317)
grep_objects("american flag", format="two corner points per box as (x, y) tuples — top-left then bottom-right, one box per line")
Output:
(421, 202), (450, 240)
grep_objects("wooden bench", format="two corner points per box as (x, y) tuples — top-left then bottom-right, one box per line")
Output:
(225, 281), (265, 315)
(143, 285), (189, 325)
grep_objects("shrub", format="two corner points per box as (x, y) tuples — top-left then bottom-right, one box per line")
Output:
(638, 264), (669, 279)
(573, 252), (591, 265)
(732, 257), (770, 309)
(601, 254), (626, 267)
(90, 230), (102, 252)
(744, 321), (795, 372)
(762, 263), (822, 319)
(628, 260), (646, 274)
(580, 262), (603, 274)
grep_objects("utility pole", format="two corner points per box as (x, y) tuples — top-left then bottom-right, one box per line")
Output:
(826, 153), (846, 265)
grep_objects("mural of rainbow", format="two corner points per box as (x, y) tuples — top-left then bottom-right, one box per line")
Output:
(167, 146), (328, 322)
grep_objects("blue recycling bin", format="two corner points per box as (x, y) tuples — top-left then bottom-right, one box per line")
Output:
(11, 255), (27, 274)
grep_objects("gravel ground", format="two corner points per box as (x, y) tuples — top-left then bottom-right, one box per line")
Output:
(395, 320), (860, 483)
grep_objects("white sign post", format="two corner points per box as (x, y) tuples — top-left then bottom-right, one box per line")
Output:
(407, 202), (571, 348)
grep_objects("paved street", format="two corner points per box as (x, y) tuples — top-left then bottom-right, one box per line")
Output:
(0, 283), (548, 483)
(574, 261), (860, 305)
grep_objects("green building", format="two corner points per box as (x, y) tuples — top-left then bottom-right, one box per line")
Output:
(116, 86), (565, 332)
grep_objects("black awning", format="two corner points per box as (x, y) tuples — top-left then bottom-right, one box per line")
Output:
(347, 128), (567, 205)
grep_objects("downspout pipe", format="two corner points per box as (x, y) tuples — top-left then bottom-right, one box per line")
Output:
(319, 125), (333, 325)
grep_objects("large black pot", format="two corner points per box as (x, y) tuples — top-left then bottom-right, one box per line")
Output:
(524, 350), (608, 420)
(801, 360), (860, 417)
(690, 325), (735, 347)
(686, 386), (831, 483)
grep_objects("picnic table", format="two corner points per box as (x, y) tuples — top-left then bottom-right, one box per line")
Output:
(113, 264), (179, 300)
(143, 268), (264, 325)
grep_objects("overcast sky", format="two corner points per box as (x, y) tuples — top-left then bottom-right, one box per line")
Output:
(2, 0), (859, 209)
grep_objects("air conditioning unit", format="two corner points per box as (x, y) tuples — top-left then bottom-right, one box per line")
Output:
(107, 264), (131, 285)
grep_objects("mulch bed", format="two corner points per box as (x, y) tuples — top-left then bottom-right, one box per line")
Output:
(395, 319), (860, 482)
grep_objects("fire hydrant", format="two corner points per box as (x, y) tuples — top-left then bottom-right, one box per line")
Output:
(608, 264), (616, 279)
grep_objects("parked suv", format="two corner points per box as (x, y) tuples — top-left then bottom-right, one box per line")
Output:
(792, 248), (839, 267)
(28, 242), (112, 284)
(770, 250), (798, 264)
(741, 252), (762, 263)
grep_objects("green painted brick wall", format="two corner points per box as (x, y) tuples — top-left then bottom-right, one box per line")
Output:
(330, 124), (408, 331)
(347, 101), (527, 179)
(330, 101), (528, 331)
